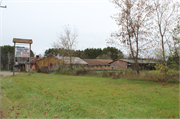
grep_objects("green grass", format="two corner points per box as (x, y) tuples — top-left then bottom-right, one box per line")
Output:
(1, 73), (179, 118)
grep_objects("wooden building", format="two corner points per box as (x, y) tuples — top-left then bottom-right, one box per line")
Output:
(82, 59), (113, 70)
(35, 54), (62, 71)
(14, 57), (38, 72)
(25, 57), (38, 72)
(110, 59), (156, 70)
(36, 54), (88, 72)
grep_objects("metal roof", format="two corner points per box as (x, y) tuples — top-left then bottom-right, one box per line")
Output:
(119, 59), (156, 64)
(57, 56), (88, 65)
(82, 59), (113, 65)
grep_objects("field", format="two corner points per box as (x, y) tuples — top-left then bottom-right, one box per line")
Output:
(1, 73), (179, 118)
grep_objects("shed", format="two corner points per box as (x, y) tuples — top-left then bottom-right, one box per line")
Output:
(110, 59), (157, 70)
(82, 59), (113, 70)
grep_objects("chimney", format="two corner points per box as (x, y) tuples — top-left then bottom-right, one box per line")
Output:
(36, 55), (39, 59)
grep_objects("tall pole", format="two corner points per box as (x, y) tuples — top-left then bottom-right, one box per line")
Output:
(29, 43), (31, 75)
(0, 0), (7, 8)
(13, 43), (16, 75)
(7, 52), (10, 70)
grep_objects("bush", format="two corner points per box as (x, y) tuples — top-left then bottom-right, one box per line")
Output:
(75, 68), (88, 75)
(37, 69), (42, 73)
(102, 71), (110, 77)
(55, 69), (60, 74)
(88, 71), (98, 76)
(109, 72), (116, 77)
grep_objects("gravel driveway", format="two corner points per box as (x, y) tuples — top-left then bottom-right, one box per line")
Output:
(0, 71), (22, 76)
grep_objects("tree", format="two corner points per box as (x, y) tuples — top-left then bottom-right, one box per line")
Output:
(152, 0), (179, 67)
(167, 21), (180, 69)
(44, 48), (59, 56)
(53, 25), (78, 69)
(108, 0), (153, 74)
(84, 48), (102, 59)
(101, 47), (123, 61)
(73, 50), (87, 59)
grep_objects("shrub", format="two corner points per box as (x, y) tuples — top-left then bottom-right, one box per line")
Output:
(102, 71), (110, 77)
(37, 69), (41, 73)
(88, 71), (98, 76)
(55, 69), (60, 74)
(109, 72), (116, 77)
(75, 68), (88, 75)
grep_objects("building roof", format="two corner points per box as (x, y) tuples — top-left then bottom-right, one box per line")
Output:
(119, 59), (156, 64)
(36, 54), (87, 65)
(57, 56), (88, 65)
(82, 59), (113, 65)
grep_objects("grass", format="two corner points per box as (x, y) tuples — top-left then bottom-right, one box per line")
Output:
(1, 73), (179, 118)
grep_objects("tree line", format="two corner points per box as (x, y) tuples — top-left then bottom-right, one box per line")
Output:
(44, 46), (124, 61)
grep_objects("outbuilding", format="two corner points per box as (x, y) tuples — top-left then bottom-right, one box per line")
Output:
(82, 59), (113, 70)
(110, 59), (156, 70)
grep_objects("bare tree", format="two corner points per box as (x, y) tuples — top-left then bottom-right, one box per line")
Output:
(152, 0), (179, 65)
(53, 25), (78, 69)
(108, 0), (153, 74)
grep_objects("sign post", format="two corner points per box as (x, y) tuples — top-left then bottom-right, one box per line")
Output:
(13, 43), (16, 75)
(29, 43), (31, 75)
(13, 38), (33, 75)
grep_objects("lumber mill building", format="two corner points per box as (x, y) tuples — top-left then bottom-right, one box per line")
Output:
(35, 54), (88, 72)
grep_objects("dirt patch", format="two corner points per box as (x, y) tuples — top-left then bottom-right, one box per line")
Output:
(0, 72), (22, 76)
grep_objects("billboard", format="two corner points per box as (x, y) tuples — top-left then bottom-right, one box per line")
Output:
(15, 48), (30, 62)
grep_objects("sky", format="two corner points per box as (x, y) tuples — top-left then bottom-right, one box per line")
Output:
(0, 0), (119, 56)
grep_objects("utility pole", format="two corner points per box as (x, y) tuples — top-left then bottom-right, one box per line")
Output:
(0, 5), (6, 8)
(0, 0), (7, 8)
(7, 52), (10, 70)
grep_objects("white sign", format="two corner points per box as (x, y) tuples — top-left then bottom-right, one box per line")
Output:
(15, 48), (30, 57)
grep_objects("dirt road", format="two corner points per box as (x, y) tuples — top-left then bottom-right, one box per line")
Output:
(0, 72), (22, 76)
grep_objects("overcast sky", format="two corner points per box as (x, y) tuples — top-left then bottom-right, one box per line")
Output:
(0, 0), (119, 56)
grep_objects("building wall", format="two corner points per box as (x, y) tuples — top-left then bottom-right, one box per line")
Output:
(25, 64), (36, 72)
(14, 67), (20, 72)
(14, 64), (25, 72)
(87, 65), (111, 70)
(111, 60), (127, 70)
(36, 55), (62, 71)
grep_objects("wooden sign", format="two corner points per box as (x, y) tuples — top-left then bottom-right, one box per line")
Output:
(13, 38), (33, 44)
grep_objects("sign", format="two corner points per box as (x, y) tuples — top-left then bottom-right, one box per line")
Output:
(15, 48), (30, 57)
(15, 48), (30, 62)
